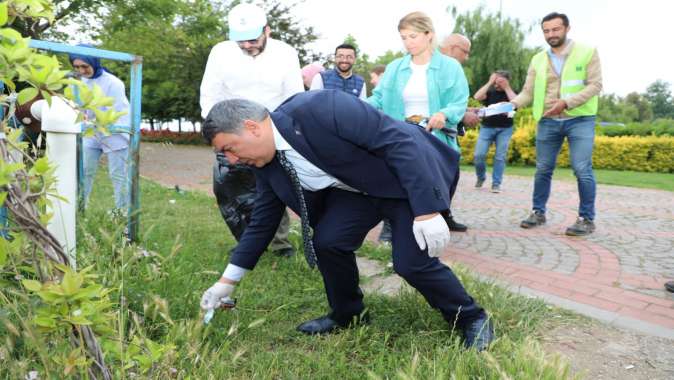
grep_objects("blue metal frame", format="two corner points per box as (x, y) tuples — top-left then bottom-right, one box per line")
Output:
(28, 40), (143, 242)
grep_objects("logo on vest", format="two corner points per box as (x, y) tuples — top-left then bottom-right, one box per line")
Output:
(576, 65), (583, 71)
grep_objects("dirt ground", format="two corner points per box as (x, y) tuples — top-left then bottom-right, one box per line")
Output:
(140, 143), (674, 379)
(541, 321), (674, 379)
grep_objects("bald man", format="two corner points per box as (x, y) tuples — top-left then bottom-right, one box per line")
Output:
(440, 34), (472, 64)
(440, 34), (479, 128)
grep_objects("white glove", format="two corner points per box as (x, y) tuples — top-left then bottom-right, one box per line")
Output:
(412, 214), (451, 257)
(200, 282), (235, 310)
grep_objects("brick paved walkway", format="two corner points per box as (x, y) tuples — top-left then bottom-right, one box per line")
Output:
(442, 175), (674, 335)
(140, 143), (674, 336)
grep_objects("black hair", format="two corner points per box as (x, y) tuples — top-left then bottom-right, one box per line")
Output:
(335, 43), (357, 56)
(495, 70), (511, 80)
(541, 12), (569, 27)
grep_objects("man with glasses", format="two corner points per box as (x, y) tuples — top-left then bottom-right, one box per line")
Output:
(200, 3), (304, 257)
(310, 43), (366, 100)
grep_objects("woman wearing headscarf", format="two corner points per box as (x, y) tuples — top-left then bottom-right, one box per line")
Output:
(368, 11), (470, 235)
(69, 45), (131, 215)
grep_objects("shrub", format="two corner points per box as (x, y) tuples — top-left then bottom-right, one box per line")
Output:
(597, 119), (674, 137)
(461, 118), (674, 173)
(141, 130), (207, 145)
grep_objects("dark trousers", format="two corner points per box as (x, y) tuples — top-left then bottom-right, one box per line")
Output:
(306, 188), (484, 326)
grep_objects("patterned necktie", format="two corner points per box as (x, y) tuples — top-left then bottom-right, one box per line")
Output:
(276, 150), (318, 268)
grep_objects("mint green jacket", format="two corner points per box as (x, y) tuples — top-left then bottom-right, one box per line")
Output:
(367, 49), (468, 151)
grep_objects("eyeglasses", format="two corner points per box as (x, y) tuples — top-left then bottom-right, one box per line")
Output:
(72, 64), (92, 69)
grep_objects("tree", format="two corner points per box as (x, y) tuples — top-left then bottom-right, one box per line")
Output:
(644, 79), (674, 119)
(451, 6), (535, 93)
(624, 92), (653, 122)
(8, 0), (123, 39)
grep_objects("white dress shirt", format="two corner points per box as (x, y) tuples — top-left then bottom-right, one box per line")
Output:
(200, 38), (304, 117)
(271, 121), (358, 192)
(223, 120), (358, 282)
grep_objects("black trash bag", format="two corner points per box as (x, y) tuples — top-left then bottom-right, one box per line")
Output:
(212, 152), (257, 241)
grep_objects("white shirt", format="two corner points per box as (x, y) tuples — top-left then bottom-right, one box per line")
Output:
(200, 38), (304, 118)
(272, 121), (358, 192)
(222, 119), (357, 282)
(82, 72), (130, 152)
(402, 62), (430, 118)
(309, 72), (368, 100)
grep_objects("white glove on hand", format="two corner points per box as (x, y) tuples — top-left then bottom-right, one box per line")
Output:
(200, 282), (235, 310)
(412, 214), (451, 257)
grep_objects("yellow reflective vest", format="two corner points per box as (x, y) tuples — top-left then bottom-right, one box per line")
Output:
(531, 42), (598, 121)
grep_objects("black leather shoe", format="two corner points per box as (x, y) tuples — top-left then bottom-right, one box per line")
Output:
(273, 247), (295, 257)
(462, 314), (495, 351)
(296, 313), (369, 335)
(297, 316), (341, 335)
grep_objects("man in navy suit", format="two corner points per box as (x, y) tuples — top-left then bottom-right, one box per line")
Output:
(200, 90), (494, 350)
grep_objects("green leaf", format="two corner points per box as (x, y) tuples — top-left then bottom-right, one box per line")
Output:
(0, 241), (7, 267)
(41, 90), (52, 106)
(0, 191), (6, 206)
(34, 316), (57, 329)
(65, 315), (93, 326)
(61, 270), (83, 295)
(17, 87), (39, 105)
(22, 279), (43, 292)
(32, 157), (51, 175)
(0, 3), (8, 26)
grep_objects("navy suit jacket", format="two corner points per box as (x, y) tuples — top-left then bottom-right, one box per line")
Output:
(229, 90), (459, 269)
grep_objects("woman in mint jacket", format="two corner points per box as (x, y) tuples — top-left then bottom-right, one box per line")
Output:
(367, 11), (469, 234)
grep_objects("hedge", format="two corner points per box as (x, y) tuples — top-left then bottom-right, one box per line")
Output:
(460, 118), (674, 173)
(140, 121), (674, 173)
(140, 130), (207, 145)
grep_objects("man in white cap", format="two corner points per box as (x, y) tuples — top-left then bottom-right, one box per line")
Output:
(200, 3), (304, 257)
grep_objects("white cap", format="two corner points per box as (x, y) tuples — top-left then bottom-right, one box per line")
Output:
(228, 4), (267, 42)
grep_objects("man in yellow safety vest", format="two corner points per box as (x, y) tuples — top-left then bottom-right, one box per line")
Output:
(511, 12), (602, 236)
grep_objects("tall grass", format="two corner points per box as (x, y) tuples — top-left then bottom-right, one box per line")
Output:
(8, 172), (581, 379)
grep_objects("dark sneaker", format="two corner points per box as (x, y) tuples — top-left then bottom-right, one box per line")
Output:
(520, 211), (546, 229)
(565, 217), (595, 236)
(490, 184), (501, 193)
(462, 314), (495, 351)
(665, 281), (674, 293)
(475, 178), (485, 188)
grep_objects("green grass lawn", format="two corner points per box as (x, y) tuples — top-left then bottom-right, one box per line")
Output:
(67, 173), (581, 379)
(461, 164), (674, 192)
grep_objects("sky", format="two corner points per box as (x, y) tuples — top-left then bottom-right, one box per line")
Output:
(288, 0), (672, 96)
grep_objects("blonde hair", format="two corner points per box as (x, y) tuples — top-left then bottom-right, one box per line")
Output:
(398, 11), (435, 44)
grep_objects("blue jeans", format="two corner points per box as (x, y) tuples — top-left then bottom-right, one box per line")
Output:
(474, 126), (513, 186)
(533, 116), (596, 220)
(81, 147), (129, 210)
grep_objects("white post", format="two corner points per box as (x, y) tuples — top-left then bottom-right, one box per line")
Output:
(31, 98), (80, 268)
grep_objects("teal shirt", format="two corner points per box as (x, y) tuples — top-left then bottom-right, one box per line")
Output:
(367, 49), (468, 152)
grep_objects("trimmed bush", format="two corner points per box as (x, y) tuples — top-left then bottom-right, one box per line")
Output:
(461, 118), (674, 173)
(140, 130), (207, 145)
(597, 119), (674, 137)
